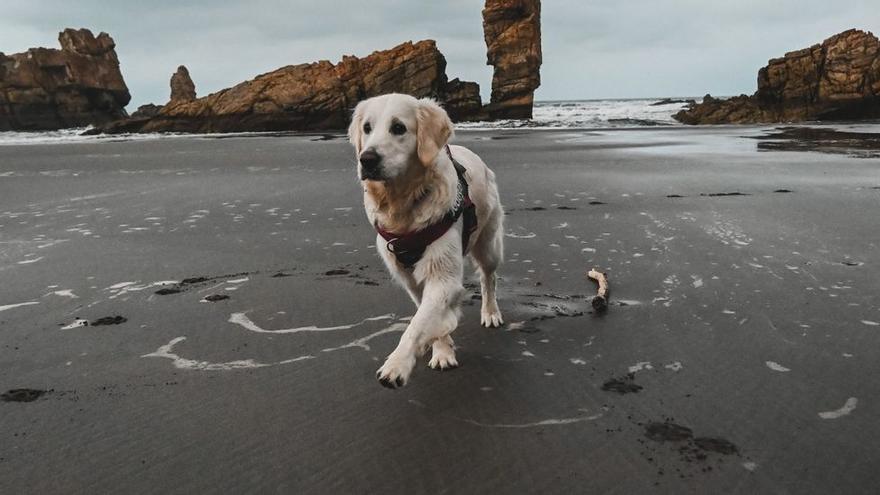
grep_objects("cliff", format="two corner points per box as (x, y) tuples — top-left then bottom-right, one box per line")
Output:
(0, 28), (130, 131)
(675, 29), (880, 124)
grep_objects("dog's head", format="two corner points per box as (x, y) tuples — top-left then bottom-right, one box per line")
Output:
(348, 93), (453, 182)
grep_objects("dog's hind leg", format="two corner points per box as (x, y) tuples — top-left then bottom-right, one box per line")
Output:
(471, 225), (504, 328)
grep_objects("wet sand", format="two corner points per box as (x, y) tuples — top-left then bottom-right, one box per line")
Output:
(1, 126), (879, 493)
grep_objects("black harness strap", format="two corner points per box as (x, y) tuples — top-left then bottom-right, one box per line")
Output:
(448, 146), (478, 256)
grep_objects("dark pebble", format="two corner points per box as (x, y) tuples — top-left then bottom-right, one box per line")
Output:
(2, 389), (48, 402)
(92, 316), (127, 326)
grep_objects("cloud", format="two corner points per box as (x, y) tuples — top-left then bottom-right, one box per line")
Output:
(1, 1), (877, 107)
(541, 0), (879, 98)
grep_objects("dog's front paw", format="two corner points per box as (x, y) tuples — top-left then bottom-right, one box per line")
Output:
(428, 338), (458, 370)
(481, 305), (504, 328)
(376, 353), (416, 389)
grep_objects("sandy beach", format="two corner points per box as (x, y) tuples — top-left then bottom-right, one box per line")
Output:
(1, 126), (879, 493)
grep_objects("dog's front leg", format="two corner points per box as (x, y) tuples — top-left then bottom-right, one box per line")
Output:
(376, 278), (463, 388)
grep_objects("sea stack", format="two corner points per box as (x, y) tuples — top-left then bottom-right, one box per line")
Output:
(675, 29), (880, 124)
(124, 66), (196, 122)
(482, 0), (543, 119)
(0, 28), (131, 131)
(169, 65), (196, 103)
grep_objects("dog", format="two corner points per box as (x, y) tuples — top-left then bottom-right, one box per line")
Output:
(348, 93), (505, 388)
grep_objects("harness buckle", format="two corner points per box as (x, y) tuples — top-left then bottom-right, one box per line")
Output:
(386, 238), (418, 269)
(387, 238), (411, 258)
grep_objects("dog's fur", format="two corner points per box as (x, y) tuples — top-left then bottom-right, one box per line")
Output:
(348, 93), (504, 388)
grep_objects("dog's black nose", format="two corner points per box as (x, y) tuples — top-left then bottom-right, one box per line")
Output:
(359, 149), (381, 170)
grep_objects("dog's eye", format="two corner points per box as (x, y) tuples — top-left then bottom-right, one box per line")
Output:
(390, 122), (407, 135)
(363, 122), (372, 134)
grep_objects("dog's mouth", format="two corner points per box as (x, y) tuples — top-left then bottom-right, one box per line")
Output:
(360, 170), (385, 181)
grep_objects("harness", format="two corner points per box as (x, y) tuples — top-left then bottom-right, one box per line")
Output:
(374, 145), (478, 269)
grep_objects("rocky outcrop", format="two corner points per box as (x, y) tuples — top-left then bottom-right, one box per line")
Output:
(651, 98), (696, 107)
(130, 103), (163, 119)
(169, 65), (196, 103)
(97, 40), (484, 134)
(676, 29), (880, 124)
(674, 94), (763, 125)
(122, 67), (195, 123)
(443, 78), (483, 121)
(482, 0), (542, 119)
(0, 28), (130, 131)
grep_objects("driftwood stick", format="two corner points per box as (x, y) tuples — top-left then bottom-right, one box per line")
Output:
(587, 269), (610, 312)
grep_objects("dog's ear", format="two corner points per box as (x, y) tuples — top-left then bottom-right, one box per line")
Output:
(348, 100), (367, 155)
(416, 98), (454, 167)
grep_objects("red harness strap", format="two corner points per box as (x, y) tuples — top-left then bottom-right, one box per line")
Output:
(375, 145), (478, 268)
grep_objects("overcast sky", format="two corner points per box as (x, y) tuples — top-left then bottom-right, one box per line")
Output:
(2, 1), (877, 109)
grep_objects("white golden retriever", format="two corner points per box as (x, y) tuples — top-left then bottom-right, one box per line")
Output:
(348, 93), (504, 388)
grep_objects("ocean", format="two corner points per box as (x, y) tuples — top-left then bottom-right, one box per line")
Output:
(0, 98), (694, 145)
(458, 98), (694, 129)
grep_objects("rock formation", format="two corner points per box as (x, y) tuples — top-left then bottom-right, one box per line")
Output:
(442, 78), (483, 121)
(482, 0), (542, 119)
(0, 28), (130, 131)
(91, 0), (544, 134)
(130, 103), (163, 119)
(123, 66), (196, 122)
(97, 40), (484, 134)
(169, 65), (196, 103)
(675, 29), (880, 124)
